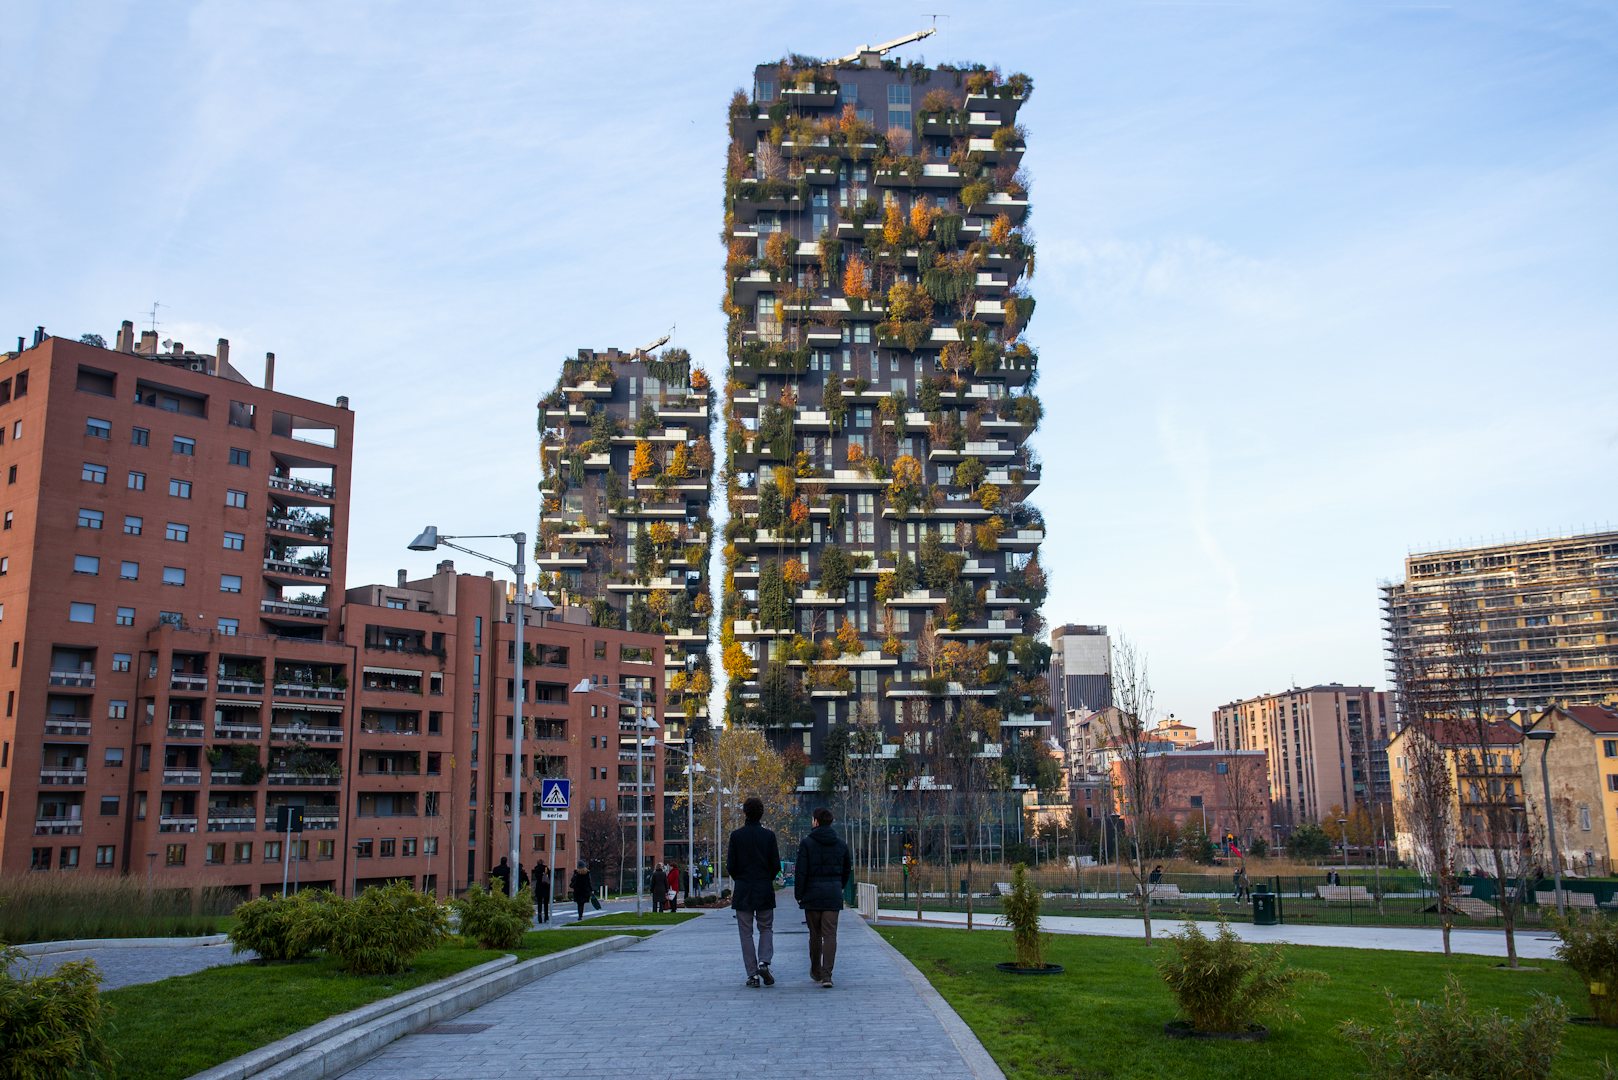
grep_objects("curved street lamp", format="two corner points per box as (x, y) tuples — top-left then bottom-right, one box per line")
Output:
(574, 677), (658, 915)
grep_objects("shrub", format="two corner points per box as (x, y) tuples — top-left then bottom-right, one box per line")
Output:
(228, 890), (332, 962)
(0, 943), (115, 1078)
(453, 885), (534, 950)
(1547, 911), (1618, 1026)
(998, 864), (1044, 969)
(319, 882), (448, 976)
(1341, 974), (1566, 1080)
(1158, 916), (1323, 1034)
(0, 874), (237, 944)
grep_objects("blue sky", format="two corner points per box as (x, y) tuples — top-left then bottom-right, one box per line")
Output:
(3, 2), (1615, 733)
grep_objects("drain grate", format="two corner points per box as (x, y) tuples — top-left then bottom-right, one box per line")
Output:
(419, 1023), (493, 1035)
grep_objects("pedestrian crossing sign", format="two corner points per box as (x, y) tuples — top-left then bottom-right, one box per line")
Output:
(540, 778), (570, 821)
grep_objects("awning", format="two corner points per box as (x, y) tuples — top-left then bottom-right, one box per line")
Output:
(215, 699), (263, 708)
(271, 702), (345, 714)
(363, 666), (423, 678)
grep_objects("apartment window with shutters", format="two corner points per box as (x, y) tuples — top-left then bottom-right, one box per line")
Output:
(124, 515), (142, 535)
(225, 489), (246, 508)
(223, 531), (244, 550)
(127, 470), (145, 490)
(82, 462), (107, 483)
(168, 479), (191, 499)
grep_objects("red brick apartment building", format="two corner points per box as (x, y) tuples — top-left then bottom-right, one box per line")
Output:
(0, 326), (661, 898)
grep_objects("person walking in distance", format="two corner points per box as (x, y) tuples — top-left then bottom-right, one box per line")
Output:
(569, 861), (593, 922)
(491, 856), (513, 895)
(666, 860), (681, 914)
(728, 796), (781, 988)
(532, 858), (550, 923)
(795, 807), (852, 989)
(649, 862), (665, 914)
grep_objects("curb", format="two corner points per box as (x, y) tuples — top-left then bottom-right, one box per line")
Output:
(193, 935), (636, 1080)
(868, 927), (1007, 1080)
(14, 934), (230, 956)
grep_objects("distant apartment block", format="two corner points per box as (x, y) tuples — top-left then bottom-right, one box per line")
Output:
(1386, 717), (1522, 870)
(1109, 747), (1271, 848)
(1213, 684), (1392, 828)
(535, 346), (715, 745)
(1051, 623), (1111, 723)
(1382, 531), (1618, 719)
(1520, 703), (1618, 876)
(720, 56), (1048, 787)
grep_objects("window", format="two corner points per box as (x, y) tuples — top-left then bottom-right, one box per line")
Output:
(104, 747), (123, 766)
(127, 470), (145, 490)
(78, 508), (103, 529)
(73, 555), (99, 575)
(205, 843), (225, 865)
(355, 839), (374, 858)
(168, 479), (191, 499)
(379, 838), (396, 858)
(12, 421), (20, 440)
(217, 618), (239, 635)
(228, 447), (250, 466)
(120, 560), (138, 580)
(5, 466), (11, 484)
(162, 566), (186, 586)
(95, 845), (115, 868)
(1580, 805), (1593, 831)
(165, 522), (188, 542)
(85, 417), (110, 439)
(123, 515), (142, 535)
(264, 841), (281, 861)
(224, 489), (246, 508)
(15, 371), (27, 397)
(3, 511), (10, 530)
(115, 607), (134, 626)
(69, 602), (95, 623)
(172, 436), (195, 456)
(100, 796), (120, 815)
(81, 462), (107, 484)
(222, 531), (244, 551)
(112, 652), (131, 672)
(32, 848), (52, 871)
(233, 842), (251, 863)
(1606, 740), (1617, 759)
(220, 574), (242, 594)
(165, 844), (186, 866)
(159, 611), (182, 626)
(131, 426), (149, 447)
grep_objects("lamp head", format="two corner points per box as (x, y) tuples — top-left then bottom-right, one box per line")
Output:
(408, 526), (440, 551)
(573, 678), (594, 694)
(1525, 729), (1555, 743)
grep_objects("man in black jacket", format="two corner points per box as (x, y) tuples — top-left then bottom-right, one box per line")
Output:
(727, 796), (781, 988)
(794, 807), (852, 988)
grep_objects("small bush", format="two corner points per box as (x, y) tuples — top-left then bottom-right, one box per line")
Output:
(0, 943), (115, 1078)
(1341, 974), (1567, 1080)
(453, 885), (533, 949)
(998, 864), (1044, 969)
(1547, 912), (1618, 1026)
(319, 882), (447, 976)
(1158, 916), (1323, 1033)
(228, 890), (332, 962)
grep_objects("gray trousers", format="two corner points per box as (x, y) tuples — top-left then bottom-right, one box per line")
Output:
(735, 907), (774, 976)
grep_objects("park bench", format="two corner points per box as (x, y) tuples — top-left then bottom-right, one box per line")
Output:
(993, 882), (1013, 897)
(1536, 890), (1598, 910)
(1315, 885), (1374, 903)
(1133, 883), (1183, 903)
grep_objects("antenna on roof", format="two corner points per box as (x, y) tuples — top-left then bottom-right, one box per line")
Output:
(146, 301), (163, 334)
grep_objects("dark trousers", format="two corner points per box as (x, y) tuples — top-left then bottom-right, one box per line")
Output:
(806, 908), (840, 980)
(535, 888), (550, 922)
(575, 898), (586, 920)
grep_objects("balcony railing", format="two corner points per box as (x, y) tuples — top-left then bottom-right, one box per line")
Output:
(166, 721), (205, 738)
(43, 718), (91, 737)
(169, 673), (209, 692)
(263, 557), (331, 579)
(34, 818), (83, 835)
(261, 599), (329, 619)
(162, 768), (203, 785)
(217, 675), (266, 695)
(38, 768), (87, 785)
(49, 671), (95, 688)
(158, 816), (199, 833)
(273, 682), (345, 700)
(267, 771), (341, 786)
(267, 475), (336, 499)
(213, 721), (264, 740)
(265, 516), (330, 539)
(270, 723), (343, 744)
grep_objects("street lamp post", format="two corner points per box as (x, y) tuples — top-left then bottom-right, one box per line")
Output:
(410, 525), (548, 899)
(1524, 726), (1562, 915)
(1337, 817), (1349, 880)
(660, 740), (704, 899)
(574, 678), (657, 916)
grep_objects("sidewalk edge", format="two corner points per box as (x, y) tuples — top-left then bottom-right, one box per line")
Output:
(869, 926), (1007, 1080)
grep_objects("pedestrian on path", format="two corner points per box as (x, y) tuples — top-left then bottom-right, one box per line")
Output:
(492, 856), (513, 894)
(650, 862), (665, 913)
(533, 859), (551, 922)
(666, 861), (681, 914)
(728, 796), (781, 988)
(795, 807), (852, 989)
(569, 861), (593, 921)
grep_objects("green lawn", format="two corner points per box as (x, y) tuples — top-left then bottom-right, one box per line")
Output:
(103, 928), (648, 1079)
(878, 925), (1615, 1080)
(570, 911), (703, 927)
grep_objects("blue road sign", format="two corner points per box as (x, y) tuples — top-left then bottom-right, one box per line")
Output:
(540, 778), (571, 820)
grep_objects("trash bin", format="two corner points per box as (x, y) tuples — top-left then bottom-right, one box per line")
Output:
(1252, 888), (1278, 926)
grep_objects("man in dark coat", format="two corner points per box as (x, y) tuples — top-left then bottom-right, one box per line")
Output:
(532, 858), (550, 922)
(727, 796), (781, 988)
(794, 807), (852, 988)
(491, 856), (513, 895)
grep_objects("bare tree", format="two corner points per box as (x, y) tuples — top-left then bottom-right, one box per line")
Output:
(1219, 751), (1268, 858)
(1110, 636), (1163, 941)
(1392, 644), (1460, 955)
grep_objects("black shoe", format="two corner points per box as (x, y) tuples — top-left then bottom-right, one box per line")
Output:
(821, 977), (834, 989)
(746, 975), (762, 989)
(758, 964), (774, 986)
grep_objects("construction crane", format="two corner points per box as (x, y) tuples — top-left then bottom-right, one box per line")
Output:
(629, 331), (672, 361)
(834, 27), (935, 69)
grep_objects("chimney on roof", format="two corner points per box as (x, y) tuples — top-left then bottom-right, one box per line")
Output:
(32, 326), (45, 347)
(397, 569), (407, 587)
(171, 341), (184, 356)
(436, 559), (454, 574)
(336, 395), (349, 410)
(14, 337), (22, 353)
(215, 338), (229, 375)
(264, 352), (275, 390)
(138, 331), (158, 356)
(117, 321), (134, 352)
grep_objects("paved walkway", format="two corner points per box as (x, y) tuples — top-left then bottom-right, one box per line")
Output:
(17, 939), (252, 990)
(878, 908), (1562, 960)
(341, 898), (1000, 1080)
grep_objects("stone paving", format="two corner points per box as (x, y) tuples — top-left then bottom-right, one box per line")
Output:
(879, 907), (1563, 959)
(340, 897), (1000, 1080)
(19, 939), (252, 990)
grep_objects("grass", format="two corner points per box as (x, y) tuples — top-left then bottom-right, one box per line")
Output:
(878, 925), (1614, 1080)
(102, 927), (650, 1079)
(570, 911), (703, 927)
(0, 874), (237, 943)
